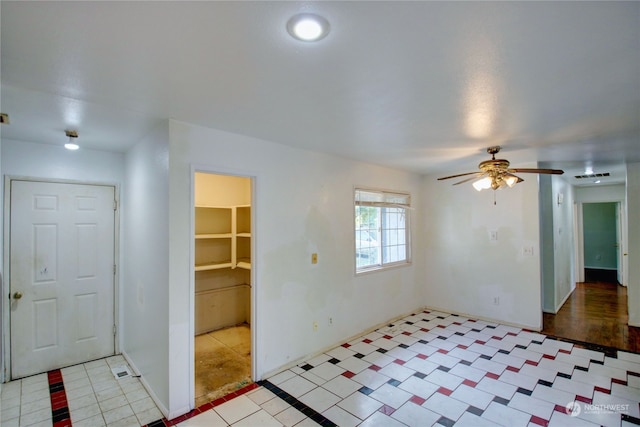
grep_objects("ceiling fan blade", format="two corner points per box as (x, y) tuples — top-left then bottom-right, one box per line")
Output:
(508, 168), (564, 175)
(453, 173), (485, 185)
(437, 171), (480, 180)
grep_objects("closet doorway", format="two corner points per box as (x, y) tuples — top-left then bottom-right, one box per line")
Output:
(193, 172), (253, 407)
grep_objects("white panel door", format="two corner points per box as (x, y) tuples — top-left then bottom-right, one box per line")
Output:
(10, 180), (116, 379)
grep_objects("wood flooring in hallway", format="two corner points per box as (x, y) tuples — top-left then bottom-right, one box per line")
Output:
(542, 281), (640, 352)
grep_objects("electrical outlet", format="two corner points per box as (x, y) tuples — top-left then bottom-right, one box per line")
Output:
(490, 230), (498, 241)
(523, 246), (534, 256)
(313, 321), (318, 332)
(493, 297), (500, 305)
(311, 253), (318, 264)
(329, 317), (333, 326)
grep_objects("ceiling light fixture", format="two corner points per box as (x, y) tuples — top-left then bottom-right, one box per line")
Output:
(287, 13), (330, 42)
(64, 130), (79, 150)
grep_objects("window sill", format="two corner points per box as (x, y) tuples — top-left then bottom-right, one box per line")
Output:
(355, 260), (412, 276)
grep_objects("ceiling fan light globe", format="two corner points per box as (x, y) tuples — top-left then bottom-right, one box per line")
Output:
(473, 177), (492, 191)
(504, 175), (518, 187)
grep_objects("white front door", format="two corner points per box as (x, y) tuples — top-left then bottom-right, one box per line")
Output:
(10, 180), (116, 379)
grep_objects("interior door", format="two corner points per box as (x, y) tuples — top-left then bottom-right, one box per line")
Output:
(10, 180), (116, 379)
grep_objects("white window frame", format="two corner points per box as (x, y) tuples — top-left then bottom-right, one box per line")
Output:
(354, 187), (412, 274)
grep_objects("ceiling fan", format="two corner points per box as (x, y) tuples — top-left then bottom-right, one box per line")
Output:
(437, 146), (564, 191)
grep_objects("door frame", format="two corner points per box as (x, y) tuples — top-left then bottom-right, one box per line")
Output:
(574, 199), (627, 286)
(188, 165), (258, 409)
(2, 176), (121, 382)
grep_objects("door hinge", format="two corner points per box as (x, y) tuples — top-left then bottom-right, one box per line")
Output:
(113, 264), (117, 275)
(113, 200), (118, 210)
(113, 325), (117, 336)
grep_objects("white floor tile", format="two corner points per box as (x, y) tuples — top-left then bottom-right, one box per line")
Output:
(508, 392), (555, 420)
(377, 363), (415, 382)
(336, 357), (370, 374)
(471, 358), (508, 375)
(424, 369), (464, 390)
(232, 409), (282, 427)
(214, 395), (261, 425)
(246, 387), (277, 405)
(337, 392), (383, 420)
(422, 391), (468, 420)
(73, 413), (107, 427)
(369, 383), (412, 409)
(321, 375), (362, 398)
(70, 402), (102, 423)
(308, 362), (344, 381)
(178, 409), (229, 427)
(326, 346), (356, 361)
(482, 401), (531, 427)
(450, 384), (495, 410)
(390, 401), (441, 426)
(548, 410), (600, 427)
(102, 404), (135, 425)
(476, 377), (518, 400)
(274, 406), (306, 427)
(260, 394), (292, 416)
(455, 411), (502, 427)
(279, 376), (318, 398)
(322, 406), (360, 427)
(298, 387), (341, 413)
(352, 369), (391, 390)
(359, 410), (407, 427)
(397, 376), (439, 399)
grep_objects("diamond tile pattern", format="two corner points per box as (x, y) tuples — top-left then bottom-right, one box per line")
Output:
(258, 310), (640, 427)
(2, 311), (640, 426)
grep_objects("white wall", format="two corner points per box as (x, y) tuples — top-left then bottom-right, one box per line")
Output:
(627, 163), (640, 326)
(1, 139), (124, 183)
(575, 184), (626, 203)
(122, 124), (171, 412)
(551, 177), (575, 311)
(421, 172), (542, 329)
(1, 139), (124, 382)
(167, 120), (425, 415)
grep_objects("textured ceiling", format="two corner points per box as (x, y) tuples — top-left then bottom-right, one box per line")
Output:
(1, 1), (639, 186)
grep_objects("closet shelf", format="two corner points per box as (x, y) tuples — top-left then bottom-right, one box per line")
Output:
(236, 259), (251, 270)
(195, 261), (233, 271)
(237, 232), (251, 238)
(195, 233), (232, 239)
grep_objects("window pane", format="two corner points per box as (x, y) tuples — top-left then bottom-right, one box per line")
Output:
(355, 206), (380, 268)
(355, 190), (410, 272)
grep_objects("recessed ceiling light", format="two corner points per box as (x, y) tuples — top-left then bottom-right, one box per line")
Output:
(287, 13), (330, 42)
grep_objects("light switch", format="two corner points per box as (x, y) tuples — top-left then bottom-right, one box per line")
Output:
(311, 253), (318, 264)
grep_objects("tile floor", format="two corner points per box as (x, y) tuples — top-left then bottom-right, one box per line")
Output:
(3, 310), (640, 427)
(177, 309), (640, 427)
(1, 355), (163, 427)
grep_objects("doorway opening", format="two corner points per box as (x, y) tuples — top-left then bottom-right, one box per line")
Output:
(582, 202), (620, 284)
(193, 172), (253, 407)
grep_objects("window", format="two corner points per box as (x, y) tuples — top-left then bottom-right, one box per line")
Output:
(355, 188), (411, 272)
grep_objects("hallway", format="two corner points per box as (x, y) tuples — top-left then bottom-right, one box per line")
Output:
(542, 282), (640, 352)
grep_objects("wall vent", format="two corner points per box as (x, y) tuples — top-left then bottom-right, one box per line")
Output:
(574, 173), (610, 179)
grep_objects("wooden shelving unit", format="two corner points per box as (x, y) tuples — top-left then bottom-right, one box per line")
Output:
(195, 205), (251, 272)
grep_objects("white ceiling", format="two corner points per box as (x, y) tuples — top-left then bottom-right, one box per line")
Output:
(1, 1), (639, 187)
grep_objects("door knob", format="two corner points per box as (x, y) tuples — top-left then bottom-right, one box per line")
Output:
(13, 291), (23, 300)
